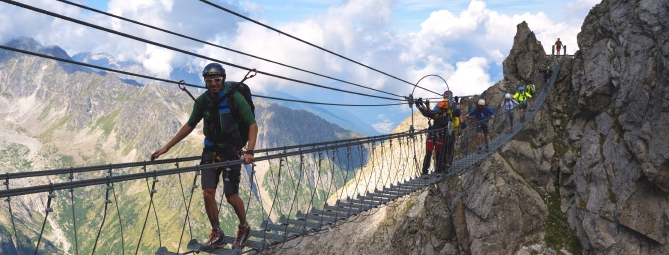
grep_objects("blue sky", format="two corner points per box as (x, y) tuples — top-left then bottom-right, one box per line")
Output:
(0, 0), (599, 132)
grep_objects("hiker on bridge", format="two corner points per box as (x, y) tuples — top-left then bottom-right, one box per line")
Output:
(418, 96), (460, 178)
(540, 66), (553, 86)
(513, 86), (532, 122)
(499, 93), (519, 134)
(555, 38), (563, 55)
(150, 63), (258, 251)
(526, 81), (536, 111)
(464, 99), (495, 154)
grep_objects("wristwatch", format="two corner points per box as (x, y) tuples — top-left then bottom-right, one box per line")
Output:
(245, 150), (254, 156)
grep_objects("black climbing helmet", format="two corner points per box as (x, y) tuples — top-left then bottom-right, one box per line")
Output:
(202, 63), (226, 77)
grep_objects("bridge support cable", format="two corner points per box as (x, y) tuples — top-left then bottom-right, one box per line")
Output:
(34, 186), (55, 255)
(110, 168), (126, 255)
(4, 177), (23, 255)
(67, 170), (79, 255)
(91, 174), (113, 254)
(198, 0), (441, 96)
(177, 168), (200, 253)
(174, 162), (193, 254)
(0, 1), (403, 102)
(136, 165), (161, 255)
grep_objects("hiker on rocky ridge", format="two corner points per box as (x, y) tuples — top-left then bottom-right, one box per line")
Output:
(418, 96), (460, 178)
(150, 63), (257, 252)
(464, 99), (495, 154)
(555, 38), (563, 55)
(499, 93), (519, 134)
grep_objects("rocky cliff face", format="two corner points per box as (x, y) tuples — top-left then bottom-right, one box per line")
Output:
(558, 0), (669, 253)
(276, 0), (669, 254)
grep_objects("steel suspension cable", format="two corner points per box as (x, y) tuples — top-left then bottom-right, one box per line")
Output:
(199, 0), (442, 96)
(0, 1), (403, 102)
(34, 187), (54, 255)
(135, 167), (160, 255)
(144, 166), (162, 248)
(177, 168), (200, 253)
(0, 46), (407, 110)
(4, 178), (23, 255)
(278, 148), (320, 250)
(91, 179), (112, 254)
(56, 0), (403, 99)
(67, 171), (79, 255)
(111, 180), (125, 255)
(174, 162), (193, 253)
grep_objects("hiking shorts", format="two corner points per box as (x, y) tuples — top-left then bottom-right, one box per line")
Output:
(519, 102), (528, 109)
(200, 147), (242, 194)
(476, 122), (489, 134)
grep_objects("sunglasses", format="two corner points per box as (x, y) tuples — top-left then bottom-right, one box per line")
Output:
(204, 78), (223, 85)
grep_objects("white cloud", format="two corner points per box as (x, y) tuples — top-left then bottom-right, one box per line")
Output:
(142, 45), (174, 77)
(447, 57), (492, 96)
(372, 114), (394, 133)
(1, 0), (598, 98)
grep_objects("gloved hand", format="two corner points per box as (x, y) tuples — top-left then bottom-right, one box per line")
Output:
(425, 99), (430, 109)
(454, 96), (459, 103)
(416, 98), (423, 106)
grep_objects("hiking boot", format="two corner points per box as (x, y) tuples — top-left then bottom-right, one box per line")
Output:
(421, 174), (429, 179)
(436, 173), (442, 178)
(201, 228), (225, 252)
(234, 222), (251, 248)
(530, 108), (535, 111)
(485, 146), (490, 153)
(477, 147), (482, 154)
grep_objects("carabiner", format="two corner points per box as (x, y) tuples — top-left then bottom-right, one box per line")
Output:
(245, 68), (258, 79)
(177, 80), (186, 91)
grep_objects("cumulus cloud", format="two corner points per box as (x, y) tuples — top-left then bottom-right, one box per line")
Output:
(372, 114), (394, 133)
(1, 0), (597, 97)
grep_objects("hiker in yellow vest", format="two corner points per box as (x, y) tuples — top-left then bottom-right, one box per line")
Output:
(513, 86), (532, 122)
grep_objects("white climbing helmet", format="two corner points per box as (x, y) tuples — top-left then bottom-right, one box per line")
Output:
(505, 93), (511, 99)
(478, 99), (486, 106)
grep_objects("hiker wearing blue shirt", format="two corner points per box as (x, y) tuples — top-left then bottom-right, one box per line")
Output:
(464, 99), (495, 154)
(499, 93), (519, 134)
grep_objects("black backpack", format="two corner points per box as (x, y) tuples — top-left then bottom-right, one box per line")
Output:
(202, 82), (255, 148)
(226, 82), (255, 147)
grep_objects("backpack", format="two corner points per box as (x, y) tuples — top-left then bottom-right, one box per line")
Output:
(475, 105), (489, 120)
(526, 84), (536, 94)
(201, 82), (255, 148)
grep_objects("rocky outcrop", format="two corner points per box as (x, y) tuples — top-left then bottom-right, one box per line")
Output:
(502, 21), (548, 87)
(558, 0), (669, 253)
(278, 0), (669, 253)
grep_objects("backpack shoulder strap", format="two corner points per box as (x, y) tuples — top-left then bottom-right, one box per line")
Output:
(227, 91), (240, 123)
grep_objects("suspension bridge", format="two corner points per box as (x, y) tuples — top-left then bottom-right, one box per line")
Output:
(0, 1), (569, 254)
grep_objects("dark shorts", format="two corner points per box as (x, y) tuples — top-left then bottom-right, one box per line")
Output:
(476, 122), (489, 134)
(519, 102), (528, 109)
(200, 148), (242, 194)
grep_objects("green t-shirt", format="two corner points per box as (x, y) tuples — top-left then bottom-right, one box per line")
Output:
(186, 82), (256, 149)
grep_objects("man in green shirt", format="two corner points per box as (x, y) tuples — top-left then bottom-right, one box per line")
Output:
(151, 63), (258, 251)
